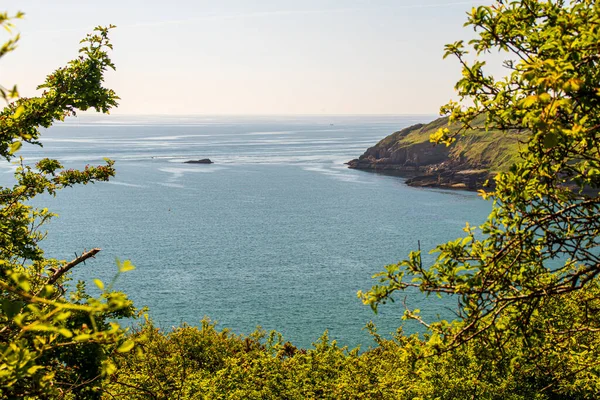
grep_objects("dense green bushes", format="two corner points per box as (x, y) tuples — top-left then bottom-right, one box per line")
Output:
(103, 305), (598, 399)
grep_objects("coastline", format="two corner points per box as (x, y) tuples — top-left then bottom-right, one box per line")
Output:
(346, 160), (493, 191)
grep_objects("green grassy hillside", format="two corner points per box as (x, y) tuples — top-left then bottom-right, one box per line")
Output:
(373, 115), (523, 173)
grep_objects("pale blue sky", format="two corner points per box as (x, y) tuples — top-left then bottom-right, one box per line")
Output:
(3, 0), (493, 115)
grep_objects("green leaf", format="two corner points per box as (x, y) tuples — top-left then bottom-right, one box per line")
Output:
(116, 339), (135, 353)
(522, 95), (538, 108)
(74, 334), (92, 342)
(93, 279), (104, 290)
(2, 300), (24, 319)
(539, 93), (551, 103)
(102, 360), (117, 376)
(26, 365), (44, 375)
(9, 140), (22, 154)
(117, 259), (135, 273)
(15, 275), (31, 292)
(58, 328), (73, 338)
(13, 105), (24, 118)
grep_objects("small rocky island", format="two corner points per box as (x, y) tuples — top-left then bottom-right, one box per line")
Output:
(347, 116), (522, 191)
(184, 159), (213, 164)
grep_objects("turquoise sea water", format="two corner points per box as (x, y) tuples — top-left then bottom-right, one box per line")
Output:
(0, 115), (491, 349)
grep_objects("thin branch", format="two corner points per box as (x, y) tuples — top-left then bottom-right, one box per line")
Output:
(47, 248), (101, 285)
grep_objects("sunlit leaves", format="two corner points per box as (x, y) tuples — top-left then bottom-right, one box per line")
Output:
(0, 12), (23, 102)
(0, 25), (119, 161)
(0, 20), (134, 399)
(362, 0), (600, 396)
(116, 339), (135, 353)
(94, 279), (105, 290)
(116, 259), (136, 273)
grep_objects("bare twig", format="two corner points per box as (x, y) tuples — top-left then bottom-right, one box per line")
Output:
(47, 248), (101, 285)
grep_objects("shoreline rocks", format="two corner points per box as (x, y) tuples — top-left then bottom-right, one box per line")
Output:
(346, 158), (493, 191)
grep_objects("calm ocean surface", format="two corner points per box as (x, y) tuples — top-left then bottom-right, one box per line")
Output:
(0, 115), (491, 349)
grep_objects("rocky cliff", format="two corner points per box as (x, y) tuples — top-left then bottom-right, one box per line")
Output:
(347, 116), (522, 190)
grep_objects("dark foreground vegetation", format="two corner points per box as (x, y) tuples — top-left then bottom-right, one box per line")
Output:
(1, 1), (600, 398)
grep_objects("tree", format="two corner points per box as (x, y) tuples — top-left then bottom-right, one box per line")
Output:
(360, 0), (600, 396)
(0, 14), (136, 399)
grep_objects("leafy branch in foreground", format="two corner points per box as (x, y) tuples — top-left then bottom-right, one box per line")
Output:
(0, 21), (136, 399)
(361, 0), (600, 396)
(0, 11), (23, 102)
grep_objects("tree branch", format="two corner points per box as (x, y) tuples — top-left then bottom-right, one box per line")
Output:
(47, 248), (101, 285)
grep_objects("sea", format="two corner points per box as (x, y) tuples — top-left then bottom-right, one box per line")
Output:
(0, 115), (491, 350)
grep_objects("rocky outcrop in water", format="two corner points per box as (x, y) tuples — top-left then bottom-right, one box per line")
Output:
(347, 117), (521, 190)
(184, 159), (213, 164)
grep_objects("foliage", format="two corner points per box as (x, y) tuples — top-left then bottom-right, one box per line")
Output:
(4, 1), (600, 399)
(360, 0), (600, 397)
(106, 318), (586, 399)
(0, 11), (23, 102)
(0, 18), (136, 399)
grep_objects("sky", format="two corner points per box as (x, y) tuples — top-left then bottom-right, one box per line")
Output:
(2, 0), (495, 115)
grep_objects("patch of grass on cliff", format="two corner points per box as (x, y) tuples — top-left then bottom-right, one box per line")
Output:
(450, 129), (522, 172)
(391, 116), (523, 172)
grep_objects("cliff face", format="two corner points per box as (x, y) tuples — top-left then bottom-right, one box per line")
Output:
(347, 125), (450, 171)
(347, 117), (522, 190)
